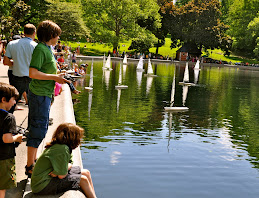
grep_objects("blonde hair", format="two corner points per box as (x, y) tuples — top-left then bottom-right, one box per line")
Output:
(45, 123), (84, 151)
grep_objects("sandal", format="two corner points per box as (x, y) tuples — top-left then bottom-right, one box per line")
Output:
(25, 164), (34, 178)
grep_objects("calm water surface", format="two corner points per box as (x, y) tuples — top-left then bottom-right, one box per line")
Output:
(73, 61), (259, 198)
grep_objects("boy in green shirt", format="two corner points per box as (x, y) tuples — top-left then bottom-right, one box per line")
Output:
(26, 20), (68, 177)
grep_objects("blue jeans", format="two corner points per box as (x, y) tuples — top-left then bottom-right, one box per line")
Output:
(27, 91), (51, 148)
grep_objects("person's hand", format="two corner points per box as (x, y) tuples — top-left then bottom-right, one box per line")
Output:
(14, 134), (23, 143)
(54, 74), (66, 84)
(49, 171), (58, 177)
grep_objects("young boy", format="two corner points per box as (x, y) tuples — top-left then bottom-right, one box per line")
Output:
(0, 82), (23, 198)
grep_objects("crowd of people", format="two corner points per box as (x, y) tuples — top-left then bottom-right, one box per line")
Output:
(0, 21), (96, 198)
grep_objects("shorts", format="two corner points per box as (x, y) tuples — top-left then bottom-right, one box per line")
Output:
(27, 91), (51, 148)
(35, 166), (81, 195)
(0, 158), (16, 190)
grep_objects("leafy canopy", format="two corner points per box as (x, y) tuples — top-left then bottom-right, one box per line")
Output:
(161, 0), (229, 51)
(82, 0), (161, 50)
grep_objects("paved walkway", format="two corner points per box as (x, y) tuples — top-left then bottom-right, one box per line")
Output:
(0, 60), (85, 198)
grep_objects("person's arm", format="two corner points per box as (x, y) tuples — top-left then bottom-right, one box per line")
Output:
(49, 163), (72, 179)
(29, 68), (69, 84)
(3, 133), (23, 143)
(3, 56), (13, 67)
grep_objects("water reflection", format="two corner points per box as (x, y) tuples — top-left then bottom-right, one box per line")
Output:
(73, 61), (259, 198)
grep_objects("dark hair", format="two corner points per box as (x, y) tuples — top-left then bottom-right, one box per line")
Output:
(0, 82), (19, 102)
(45, 123), (84, 151)
(37, 20), (61, 42)
(24, 24), (36, 35)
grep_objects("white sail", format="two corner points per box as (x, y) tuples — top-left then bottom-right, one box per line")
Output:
(89, 62), (94, 87)
(116, 89), (121, 112)
(182, 85), (189, 106)
(136, 70), (143, 88)
(104, 55), (112, 70)
(146, 76), (153, 95)
(194, 60), (200, 70)
(136, 56), (144, 70)
(118, 64), (122, 85)
(194, 69), (200, 84)
(85, 61), (94, 91)
(170, 72), (176, 107)
(123, 55), (127, 64)
(183, 62), (189, 83)
(147, 59), (154, 75)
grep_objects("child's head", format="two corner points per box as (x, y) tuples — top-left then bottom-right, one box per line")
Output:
(37, 20), (61, 43)
(0, 82), (19, 103)
(46, 123), (84, 151)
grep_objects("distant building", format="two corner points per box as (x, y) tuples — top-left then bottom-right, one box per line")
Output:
(176, 43), (201, 61)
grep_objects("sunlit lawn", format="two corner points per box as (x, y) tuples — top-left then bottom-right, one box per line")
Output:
(63, 38), (258, 64)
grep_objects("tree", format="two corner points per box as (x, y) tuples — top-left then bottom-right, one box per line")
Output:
(248, 16), (259, 59)
(0, 0), (31, 39)
(82, 0), (161, 51)
(226, 0), (259, 56)
(46, 0), (89, 40)
(161, 0), (229, 52)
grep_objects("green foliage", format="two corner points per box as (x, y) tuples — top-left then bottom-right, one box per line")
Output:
(82, 0), (161, 50)
(226, 0), (259, 55)
(248, 16), (259, 59)
(161, 0), (229, 51)
(45, 0), (89, 40)
(22, 0), (50, 25)
(0, 0), (31, 39)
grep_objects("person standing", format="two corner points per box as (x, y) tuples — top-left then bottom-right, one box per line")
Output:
(0, 83), (23, 198)
(3, 24), (37, 113)
(26, 20), (67, 177)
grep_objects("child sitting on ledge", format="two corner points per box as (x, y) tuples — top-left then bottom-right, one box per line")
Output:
(31, 123), (97, 198)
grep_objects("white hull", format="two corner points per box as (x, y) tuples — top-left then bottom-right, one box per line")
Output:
(179, 82), (195, 86)
(84, 87), (93, 91)
(164, 106), (189, 111)
(115, 85), (128, 89)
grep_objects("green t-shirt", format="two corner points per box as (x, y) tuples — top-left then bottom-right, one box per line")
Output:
(29, 43), (57, 98)
(31, 144), (71, 193)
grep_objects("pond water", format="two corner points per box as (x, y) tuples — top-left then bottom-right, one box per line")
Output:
(73, 60), (259, 198)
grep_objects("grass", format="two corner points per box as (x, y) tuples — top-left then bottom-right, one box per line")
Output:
(61, 38), (258, 64)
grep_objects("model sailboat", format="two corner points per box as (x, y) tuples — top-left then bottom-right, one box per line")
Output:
(85, 61), (94, 91)
(144, 59), (157, 77)
(103, 54), (113, 70)
(194, 60), (200, 70)
(136, 56), (145, 71)
(179, 62), (195, 86)
(164, 71), (189, 111)
(115, 63), (128, 89)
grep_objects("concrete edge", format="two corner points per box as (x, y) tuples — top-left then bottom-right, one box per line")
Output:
(23, 84), (85, 198)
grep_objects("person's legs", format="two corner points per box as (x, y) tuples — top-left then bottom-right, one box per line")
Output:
(0, 190), (6, 198)
(81, 169), (95, 194)
(79, 175), (96, 198)
(26, 91), (51, 176)
(9, 76), (30, 113)
(26, 146), (37, 175)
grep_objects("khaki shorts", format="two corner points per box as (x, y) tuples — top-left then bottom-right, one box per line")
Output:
(0, 158), (16, 190)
